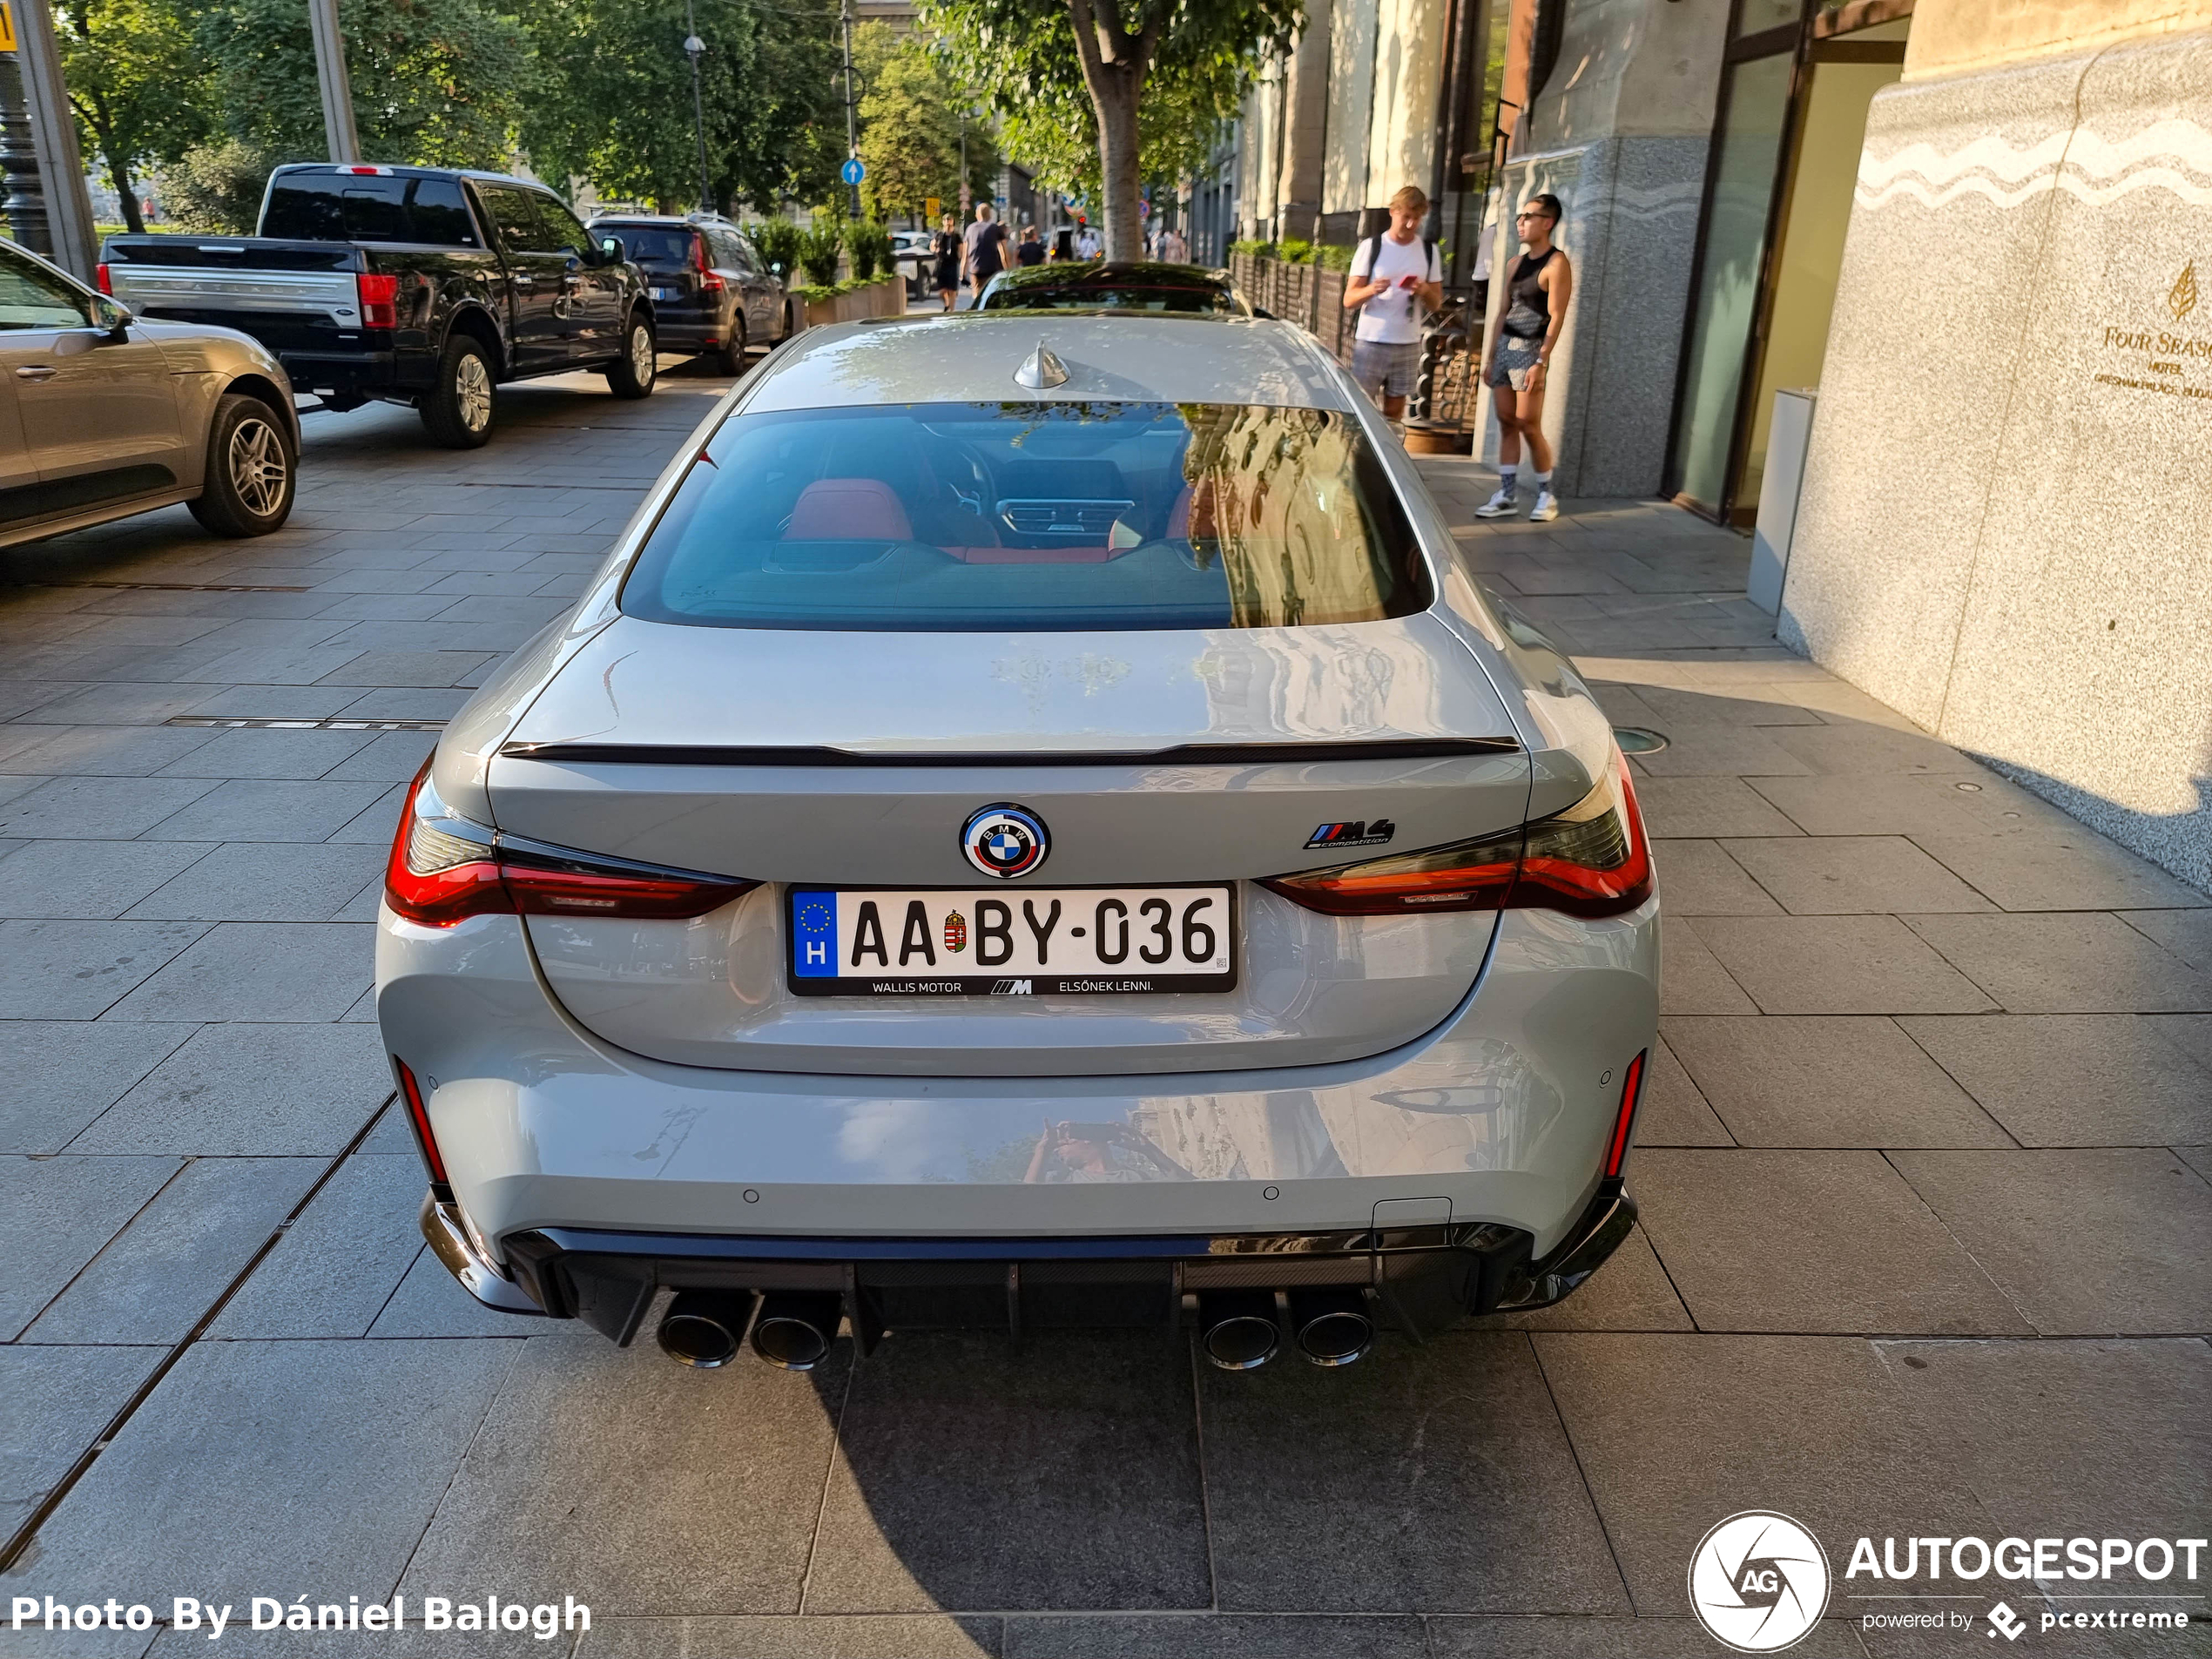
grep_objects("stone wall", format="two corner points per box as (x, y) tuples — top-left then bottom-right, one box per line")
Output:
(1779, 30), (2212, 891)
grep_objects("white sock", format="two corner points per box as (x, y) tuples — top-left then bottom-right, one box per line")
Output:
(1533, 470), (1552, 493)
(1497, 468), (1517, 497)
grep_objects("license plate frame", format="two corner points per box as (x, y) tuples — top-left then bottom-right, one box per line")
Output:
(786, 884), (1238, 997)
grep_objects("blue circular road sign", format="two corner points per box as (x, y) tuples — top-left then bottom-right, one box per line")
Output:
(840, 157), (866, 185)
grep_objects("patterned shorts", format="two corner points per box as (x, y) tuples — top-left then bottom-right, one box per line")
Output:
(1350, 338), (1421, 400)
(1488, 334), (1543, 390)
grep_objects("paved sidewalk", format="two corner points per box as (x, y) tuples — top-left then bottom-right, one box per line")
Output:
(0, 396), (2203, 1659)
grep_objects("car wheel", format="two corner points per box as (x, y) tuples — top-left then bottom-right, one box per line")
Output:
(712, 314), (747, 377)
(420, 332), (496, 449)
(606, 310), (657, 399)
(187, 393), (296, 537)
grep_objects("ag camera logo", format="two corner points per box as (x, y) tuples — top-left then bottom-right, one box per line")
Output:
(1689, 1511), (1831, 1652)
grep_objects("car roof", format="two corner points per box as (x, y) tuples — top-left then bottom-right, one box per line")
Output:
(743, 313), (1354, 413)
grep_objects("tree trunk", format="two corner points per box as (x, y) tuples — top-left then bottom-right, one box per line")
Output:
(1089, 64), (1143, 260)
(108, 152), (145, 234)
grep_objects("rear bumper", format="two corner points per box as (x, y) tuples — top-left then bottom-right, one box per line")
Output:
(277, 348), (419, 395)
(424, 1178), (1640, 1343)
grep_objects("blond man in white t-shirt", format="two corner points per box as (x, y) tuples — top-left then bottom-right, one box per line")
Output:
(1342, 185), (1445, 420)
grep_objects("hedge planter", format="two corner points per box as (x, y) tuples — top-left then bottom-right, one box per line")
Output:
(800, 276), (907, 329)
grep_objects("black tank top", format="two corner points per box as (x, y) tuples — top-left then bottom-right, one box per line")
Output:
(1503, 247), (1556, 340)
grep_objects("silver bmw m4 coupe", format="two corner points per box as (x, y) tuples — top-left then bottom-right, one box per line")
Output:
(376, 312), (1658, 1374)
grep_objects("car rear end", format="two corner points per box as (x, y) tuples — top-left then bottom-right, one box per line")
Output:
(598, 220), (725, 354)
(375, 316), (1658, 1370)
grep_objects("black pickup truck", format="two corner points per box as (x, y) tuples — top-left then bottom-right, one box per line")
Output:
(98, 165), (659, 448)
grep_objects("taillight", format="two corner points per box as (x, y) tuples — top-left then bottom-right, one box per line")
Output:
(1262, 745), (1653, 920)
(696, 233), (724, 293)
(96, 264), (112, 295)
(356, 271), (400, 328)
(1604, 1049), (1647, 1178)
(383, 763), (756, 926)
(392, 1055), (448, 1184)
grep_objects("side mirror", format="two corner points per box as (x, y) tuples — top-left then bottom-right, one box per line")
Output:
(1251, 306), (1276, 320)
(93, 296), (132, 335)
(599, 235), (624, 263)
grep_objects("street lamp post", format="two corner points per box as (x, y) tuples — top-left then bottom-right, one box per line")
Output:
(838, 0), (860, 219)
(685, 0), (711, 213)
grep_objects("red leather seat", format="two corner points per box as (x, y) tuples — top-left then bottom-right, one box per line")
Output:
(785, 478), (913, 541)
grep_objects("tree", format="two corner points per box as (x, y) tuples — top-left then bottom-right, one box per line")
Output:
(851, 24), (995, 226)
(923, 0), (1296, 257)
(192, 0), (536, 169)
(57, 0), (212, 233)
(522, 0), (845, 215)
(995, 57), (1232, 209)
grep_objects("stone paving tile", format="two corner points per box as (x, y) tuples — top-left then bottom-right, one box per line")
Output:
(1662, 1016), (2011, 1148)
(121, 841), (387, 922)
(101, 922), (373, 1022)
(1627, 724), (1813, 778)
(0, 1022), (194, 1153)
(0, 1156), (180, 1340)
(1763, 723), (1971, 775)
(1690, 916), (1997, 1015)
(1475, 1224), (1693, 1332)
(326, 783), (410, 843)
(334, 687), (471, 720)
(0, 776), (220, 840)
(1635, 1150), (2027, 1333)
(181, 685), (362, 718)
(145, 1630), (558, 1659)
(1901, 914), (2212, 1014)
(585, 1615), (1001, 1658)
(2118, 907), (2212, 974)
(809, 1331), (1207, 1613)
(0, 1345), (163, 1533)
(2147, 1013), (2212, 1072)
(211, 1156), (435, 1339)
(1718, 835), (1995, 914)
(1874, 1338), (2209, 1541)
(1633, 776), (1804, 839)
(0, 919), (208, 1018)
(1896, 1015), (2212, 1147)
(367, 1246), (536, 1338)
(138, 778), (390, 842)
(1746, 772), (2004, 838)
(149, 725), (380, 780)
(1922, 824), (2212, 914)
(23, 1156), (320, 1344)
(320, 728), (440, 783)
(5, 1339), (518, 1608)
(1645, 840), (1781, 915)
(1534, 1333), (1994, 1613)
(0, 840), (213, 919)
(1199, 1331), (1629, 1614)
(68, 1022), (390, 1155)
(1633, 684), (1825, 727)
(1001, 1615), (1419, 1658)
(0, 725), (224, 777)
(1658, 918), (1756, 1015)
(1887, 1150), (2212, 1335)
(1633, 1035), (1734, 1145)
(1423, 1617), (1868, 1657)
(313, 649), (496, 686)
(401, 1332), (836, 1616)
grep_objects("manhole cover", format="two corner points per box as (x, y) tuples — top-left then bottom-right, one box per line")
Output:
(1613, 726), (1669, 754)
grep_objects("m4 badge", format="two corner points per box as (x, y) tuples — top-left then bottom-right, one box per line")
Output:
(1306, 819), (1396, 851)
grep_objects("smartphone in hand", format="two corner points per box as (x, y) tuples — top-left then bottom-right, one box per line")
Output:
(1397, 273), (1420, 290)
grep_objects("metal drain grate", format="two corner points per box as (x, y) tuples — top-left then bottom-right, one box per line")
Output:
(165, 716), (446, 732)
(40, 579), (314, 593)
(1612, 726), (1669, 754)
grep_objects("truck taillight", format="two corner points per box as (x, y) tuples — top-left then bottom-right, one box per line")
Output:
(356, 271), (400, 328)
(95, 264), (112, 295)
(384, 762), (758, 925)
(1263, 745), (1654, 921)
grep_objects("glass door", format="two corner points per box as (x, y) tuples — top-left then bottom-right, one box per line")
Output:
(1665, 14), (1803, 518)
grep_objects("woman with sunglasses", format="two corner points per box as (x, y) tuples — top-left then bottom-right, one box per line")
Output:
(1475, 193), (1572, 523)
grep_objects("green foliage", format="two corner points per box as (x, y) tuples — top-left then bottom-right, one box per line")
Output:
(1315, 242), (1353, 271)
(58, 0), (212, 233)
(158, 136), (280, 233)
(520, 0), (846, 215)
(1276, 237), (1312, 265)
(749, 217), (802, 278)
(847, 220), (893, 282)
(1229, 238), (1273, 260)
(193, 0), (533, 169)
(797, 219), (843, 287)
(992, 64), (1238, 203)
(853, 24), (998, 225)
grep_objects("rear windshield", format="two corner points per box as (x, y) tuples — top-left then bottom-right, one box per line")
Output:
(261, 174), (478, 246)
(603, 227), (697, 266)
(621, 401), (1432, 632)
(982, 283), (1236, 314)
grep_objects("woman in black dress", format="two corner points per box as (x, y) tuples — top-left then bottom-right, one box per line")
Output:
(931, 212), (962, 312)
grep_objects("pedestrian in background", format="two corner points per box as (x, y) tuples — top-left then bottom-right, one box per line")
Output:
(1015, 226), (1047, 267)
(1160, 224), (1188, 264)
(1474, 192), (1572, 523)
(931, 212), (961, 312)
(1076, 222), (1102, 260)
(1341, 184), (1444, 424)
(963, 203), (1008, 303)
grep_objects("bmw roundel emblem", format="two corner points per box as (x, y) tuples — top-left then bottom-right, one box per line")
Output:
(961, 803), (1049, 880)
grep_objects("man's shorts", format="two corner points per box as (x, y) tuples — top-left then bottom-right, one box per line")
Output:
(1350, 338), (1421, 400)
(1488, 334), (1542, 391)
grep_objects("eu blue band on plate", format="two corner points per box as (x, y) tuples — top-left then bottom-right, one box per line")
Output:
(791, 890), (837, 976)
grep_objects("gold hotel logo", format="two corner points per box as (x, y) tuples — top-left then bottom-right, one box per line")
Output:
(2169, 262), (2197, 322)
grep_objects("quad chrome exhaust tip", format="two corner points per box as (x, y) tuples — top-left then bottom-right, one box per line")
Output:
(748, 1291), (844, 1372)
(656, 1289), (754, 1369)
(1197, 1291), (1281, 1371)
(1289, 1289), (1374, 1367)
(1197, 1288), (1377, 1371)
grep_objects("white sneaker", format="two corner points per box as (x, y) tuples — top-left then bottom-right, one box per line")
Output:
(1527, 489), (1559, 523)
(1473, 488), (1518, 519)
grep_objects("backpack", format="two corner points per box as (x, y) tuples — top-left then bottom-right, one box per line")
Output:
(1359, 233), (1439, 283)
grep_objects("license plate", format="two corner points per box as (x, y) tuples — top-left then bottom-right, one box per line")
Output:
(651, 286), (677, 301)
(788, 886), (1236, 996)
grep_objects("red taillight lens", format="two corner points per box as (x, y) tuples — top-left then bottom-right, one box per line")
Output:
(696, 234), (724, 292)
(1262, 745), (1653, 921)
(392, 1055), (448, 1184)
(383, 764), (756, 926)
(1604, 1049), (1647, 1179)
(96, 264), (112, 295)
(356, 271), (400, 328)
